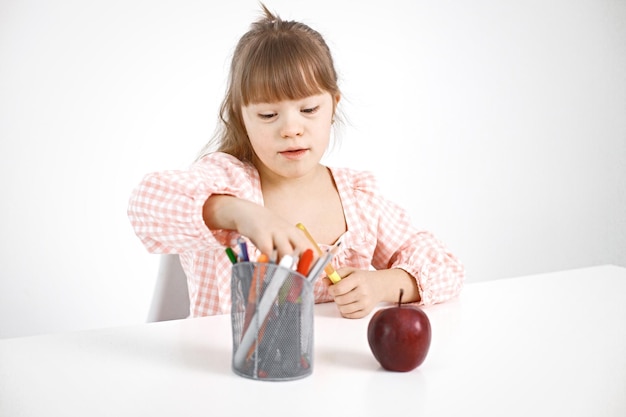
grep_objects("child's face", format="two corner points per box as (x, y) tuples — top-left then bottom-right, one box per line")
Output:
(241, 92), (336, 180)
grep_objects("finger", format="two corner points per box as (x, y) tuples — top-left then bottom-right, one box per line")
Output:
(337, 301), (367, 319)
(290, 231), (318, 256)
(341, 309), (368, 319)
(334, 267), (355, 277)
(332, 286), (360, 306)
(328, 276), (355, 297)
(338, 296), (376, 318)
(253, 238), (275, 259)
(273, 235), (297, 262)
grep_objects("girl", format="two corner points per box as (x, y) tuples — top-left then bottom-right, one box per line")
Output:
(128, 5), (464, 319)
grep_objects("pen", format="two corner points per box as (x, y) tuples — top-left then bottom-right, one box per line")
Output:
(296, 223), (342, 284)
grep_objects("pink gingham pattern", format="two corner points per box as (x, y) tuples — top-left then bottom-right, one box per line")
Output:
(128, 152), (464, 317)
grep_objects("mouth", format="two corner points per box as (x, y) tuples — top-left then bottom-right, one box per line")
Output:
(279, 148), (309, 160)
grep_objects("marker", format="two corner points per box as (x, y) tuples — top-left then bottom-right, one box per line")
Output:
(281, 248), (314, 305)
(225, 247), (238, 264)
(290, 249), (301, 270)
(296, 223), (342, 284)
(296, 249), (314, 276)
(237, 237), (249, 262)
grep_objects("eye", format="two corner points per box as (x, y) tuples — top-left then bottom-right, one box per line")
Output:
(258, 113), (277, 120)
(301, 106), (319, 114)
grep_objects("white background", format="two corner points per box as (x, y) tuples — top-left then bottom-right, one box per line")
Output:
(1, 0), (624, 338)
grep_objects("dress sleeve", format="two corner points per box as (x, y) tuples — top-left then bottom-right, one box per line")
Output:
(353, 172), (465, 305)
(127, 152), (258, 254)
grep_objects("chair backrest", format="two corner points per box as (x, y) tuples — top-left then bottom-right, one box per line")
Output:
(147, 254), (190, 322)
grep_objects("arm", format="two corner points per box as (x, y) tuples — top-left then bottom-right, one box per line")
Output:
(128, 153), (313, 257)
(330, 229), (464, 319)
(327, 170), (464, 318)
(380, 229), (465, 307)
(127, 153), (258, 254)
(371, 187), (464, 307)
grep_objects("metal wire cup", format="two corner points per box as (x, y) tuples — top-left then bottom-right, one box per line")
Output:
(230, 262), (314, 381)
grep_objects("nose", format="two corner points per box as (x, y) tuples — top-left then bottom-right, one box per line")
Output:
(280, 113), (303, 138)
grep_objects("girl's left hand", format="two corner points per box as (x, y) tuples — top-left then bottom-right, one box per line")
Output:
(326, 267), (383, 319)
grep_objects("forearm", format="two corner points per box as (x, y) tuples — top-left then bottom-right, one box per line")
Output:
(377, 231), (465, 306)
(202, 194), (241, 231)
(128, 153), (263, 253)
(374, 268), (421, 304)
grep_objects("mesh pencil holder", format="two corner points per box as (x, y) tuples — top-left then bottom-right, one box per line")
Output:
(230, 262), (314, 381)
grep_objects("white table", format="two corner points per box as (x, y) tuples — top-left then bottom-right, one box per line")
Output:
(1, 265), (625, 416)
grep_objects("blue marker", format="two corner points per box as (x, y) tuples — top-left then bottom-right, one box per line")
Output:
(237, 237), (250, 262)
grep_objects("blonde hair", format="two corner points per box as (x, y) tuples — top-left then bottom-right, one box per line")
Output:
(198, 4), (341, 162)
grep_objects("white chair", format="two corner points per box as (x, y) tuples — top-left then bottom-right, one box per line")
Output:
(147, 254), (190, 322)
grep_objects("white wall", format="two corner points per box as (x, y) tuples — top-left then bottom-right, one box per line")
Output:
(1, 0), (624, 338)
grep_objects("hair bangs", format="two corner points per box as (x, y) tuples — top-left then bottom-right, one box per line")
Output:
(239, 36), (332, 105)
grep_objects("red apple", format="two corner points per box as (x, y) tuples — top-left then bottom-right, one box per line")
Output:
(367, 288), (432, 372)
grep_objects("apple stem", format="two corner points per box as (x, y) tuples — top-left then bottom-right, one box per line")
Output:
(398, 288), (404, 307)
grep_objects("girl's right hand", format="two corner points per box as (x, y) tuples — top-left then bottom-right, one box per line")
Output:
(203, 194), (314, 259)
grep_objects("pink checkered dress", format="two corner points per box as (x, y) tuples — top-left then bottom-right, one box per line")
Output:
(128, 152), (464, 317)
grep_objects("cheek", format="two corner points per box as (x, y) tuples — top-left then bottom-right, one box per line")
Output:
(241, 117), (266, 151)
(240, 112), (253, 137)
(247, 132), (273, 157)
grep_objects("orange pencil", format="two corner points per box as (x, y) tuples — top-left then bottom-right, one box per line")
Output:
(244, 253), (277, 363)
(241, 253), (269, 339)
